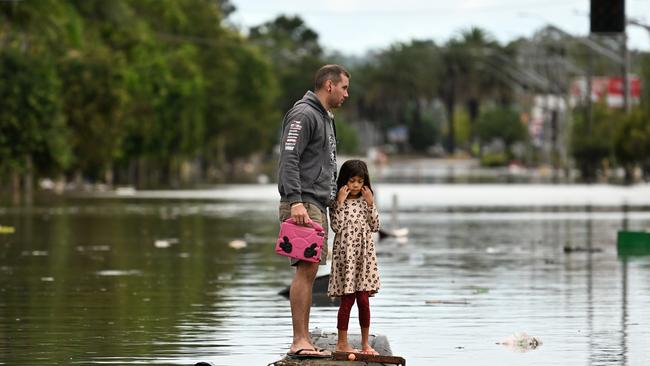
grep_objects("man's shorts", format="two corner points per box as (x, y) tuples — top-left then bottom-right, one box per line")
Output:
(278, 201), (328, 266)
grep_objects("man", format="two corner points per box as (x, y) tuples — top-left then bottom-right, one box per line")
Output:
(278, 64), (350, 357)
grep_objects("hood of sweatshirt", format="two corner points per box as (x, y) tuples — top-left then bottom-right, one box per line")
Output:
(294, 91), (335, 148)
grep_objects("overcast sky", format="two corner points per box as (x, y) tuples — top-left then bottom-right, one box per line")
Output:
(229, 0), (650, 56)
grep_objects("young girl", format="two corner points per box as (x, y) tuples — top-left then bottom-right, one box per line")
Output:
(328, 159), (380, 355)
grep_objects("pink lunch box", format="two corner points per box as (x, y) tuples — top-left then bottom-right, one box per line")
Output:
(275, 218), (325, 263)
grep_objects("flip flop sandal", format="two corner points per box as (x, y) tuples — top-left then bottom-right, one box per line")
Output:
(314, 347), (332, 354)
(286, 348), (330, 359)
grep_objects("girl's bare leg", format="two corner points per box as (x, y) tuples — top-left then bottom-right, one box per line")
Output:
(336, 293), (359, 352)
(360, 327), (379, 355)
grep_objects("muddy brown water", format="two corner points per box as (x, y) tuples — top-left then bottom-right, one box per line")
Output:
(1, 184), (649, 366)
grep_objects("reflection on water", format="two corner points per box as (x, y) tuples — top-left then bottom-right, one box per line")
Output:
(1, 184), (649, 366)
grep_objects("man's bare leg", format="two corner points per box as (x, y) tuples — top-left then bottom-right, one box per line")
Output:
(336, 329), (359, 352)
(289, 261), (328, 355)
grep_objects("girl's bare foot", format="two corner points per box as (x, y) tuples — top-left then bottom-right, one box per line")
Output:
(361, 346), (379, 355)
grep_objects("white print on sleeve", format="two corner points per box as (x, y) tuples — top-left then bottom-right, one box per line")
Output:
(284, 121), (303, 151)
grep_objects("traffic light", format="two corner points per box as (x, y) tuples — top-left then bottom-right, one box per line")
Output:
(590, 0), (625, 34)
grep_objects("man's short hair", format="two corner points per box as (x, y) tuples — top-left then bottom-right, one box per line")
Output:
(314, 64), (350, 91)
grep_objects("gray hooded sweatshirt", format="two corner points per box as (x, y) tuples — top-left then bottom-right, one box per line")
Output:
(278, 91), (337, 213)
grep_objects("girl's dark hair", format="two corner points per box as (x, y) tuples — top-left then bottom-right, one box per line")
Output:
(336, 159), (373, 193)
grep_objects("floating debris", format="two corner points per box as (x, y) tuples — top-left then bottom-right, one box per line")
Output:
(425, 299), (469, 305)
(563, 245), (602, 253)
(22, 250), (48, 256)
(0, 225), (15, 234)
(379, 227), (409, 240)
(228, 239), (247, 249)
(155, 240), (170, 248)
(471, 287), (489, 295)
(217, 274), (233, 281)
(154, 238), (179, 248)
(96, 270), (142, 276)
(76, 245), (111, 252)
(115, 186), (136, 196)
(497, 332), (542, 352)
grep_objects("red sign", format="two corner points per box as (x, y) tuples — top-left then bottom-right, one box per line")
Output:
(571, 76), (641, 108)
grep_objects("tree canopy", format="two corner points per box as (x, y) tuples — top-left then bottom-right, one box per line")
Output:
(2, 3), (649, 191)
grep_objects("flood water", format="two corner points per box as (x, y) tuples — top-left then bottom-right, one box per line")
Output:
(1, 184), (650, 366)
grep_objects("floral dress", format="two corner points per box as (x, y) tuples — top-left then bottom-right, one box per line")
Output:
(327, 196), (380, 297)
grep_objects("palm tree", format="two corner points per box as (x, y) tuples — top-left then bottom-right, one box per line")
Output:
(353, 40), (442, 152)
(249, 15), (324, 112)
(439, 27), (513, 154)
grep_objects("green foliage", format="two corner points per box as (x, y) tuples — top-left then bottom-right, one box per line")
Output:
(356, 40), (441, 123)
(480, 152), (508, 167)
(641, 54), (650, 116)
(59, 49), (130, 178)
(353, 40), (442, 152)
(335, 118), (360, 155)
(570, 103), (615, 182)
(612, 107), (650, 183)
(0, 50), (70, 177)
(13, 2), (650, 187)
(453, 109), (471, 149)
(220, 44), (280, 158)
(349, 28), (512, 155)
(403, 100), (441, 152)
(249, 15), (324, 112)
(476, 107), (526, 157)
(0, 0), (283, 187)
(437, 28), (512, 154)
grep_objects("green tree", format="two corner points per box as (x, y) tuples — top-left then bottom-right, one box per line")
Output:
(59, 49), (130, 182)
(219, 44), (280, 159)
(439, 28), (512, 154)
(570, 102), (614, 182)
(354, 40), (442, 152)
(613, 108), (650, 184)
(476, 107), (527, 160)
(0, 50), (70, 196)
(249, 15), (324, 112)
(335, 118), (360, 155)
(0, 0), (74, 199)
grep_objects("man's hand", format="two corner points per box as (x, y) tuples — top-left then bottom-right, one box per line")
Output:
(291, 203), (311, 225)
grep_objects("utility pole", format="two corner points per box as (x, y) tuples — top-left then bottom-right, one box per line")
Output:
(621, 32), (630, 113)
(625, 18), (650, 112)
(590, 0), (628, 111)
(586, 46), (593, 135)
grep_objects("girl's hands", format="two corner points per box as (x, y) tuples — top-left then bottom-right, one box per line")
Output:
(336, 186), (350, 205)
(361, 186), (374, 206)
